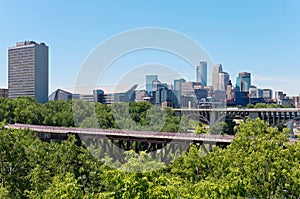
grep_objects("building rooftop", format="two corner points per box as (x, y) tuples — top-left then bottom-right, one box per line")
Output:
(9, 41), (47, 49)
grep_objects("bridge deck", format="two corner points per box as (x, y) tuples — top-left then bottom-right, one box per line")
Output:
(174, 108), (300, 113)
(5, 123), (234, 143)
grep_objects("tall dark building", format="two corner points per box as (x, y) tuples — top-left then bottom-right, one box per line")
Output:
(196, 61), (207, 86)
(236, 72), (251, 92)
(173, 78), (186, 107)
(8, 41), (49, 103)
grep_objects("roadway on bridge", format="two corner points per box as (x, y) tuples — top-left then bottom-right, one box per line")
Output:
(5, 123), (234, 144)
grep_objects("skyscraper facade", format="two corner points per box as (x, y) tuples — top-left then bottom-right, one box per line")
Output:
(218, 72), (230, 91)
(173, 78), (186, 106)
(174, 78), (186, 92)
(235, 72), (251, 92)
(249, 86), (258, 98)
(8, 41), (49, 103)
(196, 61), (207, 86)
(212, 64), (223, 90)
(263, 89), (273, 99)
(145, 75), (158, 94)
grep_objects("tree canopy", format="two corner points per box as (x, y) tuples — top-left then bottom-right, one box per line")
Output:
(0, 97), (299, 198)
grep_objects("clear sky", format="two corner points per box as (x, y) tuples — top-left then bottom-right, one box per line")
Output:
(0, 0), (300, 96)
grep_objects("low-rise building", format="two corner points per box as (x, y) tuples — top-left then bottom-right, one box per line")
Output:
(0, 89), (8, 98)
(263, 89), (273, 100)
(93, 84), (137, 104)
(48, 89), (80, 101)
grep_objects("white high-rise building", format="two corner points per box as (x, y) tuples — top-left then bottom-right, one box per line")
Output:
(263, 89), (273, 99)
(8, 41), (49, 103)
(218, 72), (230, 91)
(212, 64), (223, 90)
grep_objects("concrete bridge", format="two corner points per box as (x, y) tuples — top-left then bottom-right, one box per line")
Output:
(174, 108), (300, 126)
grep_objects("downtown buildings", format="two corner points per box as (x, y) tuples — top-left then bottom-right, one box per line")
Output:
(47, 61), (299, 108)
(8, 41), (49, 103)
(2, 40), (299, 107)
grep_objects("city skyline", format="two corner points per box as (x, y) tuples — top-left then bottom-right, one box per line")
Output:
(0, 1), (300, 95)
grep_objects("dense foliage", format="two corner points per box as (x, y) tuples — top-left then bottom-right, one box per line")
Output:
(0, 119), (299, 198)
(0, 97), (183, 132)
(246, 103), (292, 108)
(0, 97), (299, 198)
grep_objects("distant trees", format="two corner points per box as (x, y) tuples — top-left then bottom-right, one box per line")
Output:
(247, 102), (291, 108)
(0, 97), (185, 133)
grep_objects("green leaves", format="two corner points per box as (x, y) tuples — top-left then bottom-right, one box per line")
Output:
(0, 97), (300, 198)
(0, 128), (36, 198)
(40, 172), (84, 199)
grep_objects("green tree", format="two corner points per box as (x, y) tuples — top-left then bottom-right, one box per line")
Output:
(40, 173), (84, 199)
(95, 103), (115, 129)
(246, 103), (254, 108)
(0, 128), (37, 198)
(0, 186), (9, 199)
(209, 121), (228, 135)
(0, 98), (16, 123)
(193, 118), (300, 198)
(195, 122), (208, 134)
(101, 151), (184, 199)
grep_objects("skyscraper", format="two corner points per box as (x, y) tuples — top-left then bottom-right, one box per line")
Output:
(8, 41), (49, 103)
(212, 64), (223, 90)
(235, 72), (251, 92)
(145, 75), (158, 94)
(173, 78), (186, 106)
(196, 61), (207, 86)
(263, 89), (273, 99)
(218, 72), (230, 91)
(174, 78), (186, 93)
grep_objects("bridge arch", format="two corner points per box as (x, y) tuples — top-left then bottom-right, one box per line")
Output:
(180, 112), (210, 125)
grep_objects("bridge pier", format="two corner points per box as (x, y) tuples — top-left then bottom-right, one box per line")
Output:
(249, 112), (258, 120)
(79, 136), (196, 163)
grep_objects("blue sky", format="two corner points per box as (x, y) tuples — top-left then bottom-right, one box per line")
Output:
(0, 0), (300, 95)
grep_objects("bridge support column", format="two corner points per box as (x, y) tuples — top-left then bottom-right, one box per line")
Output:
(261, 112), (265, 121)
(272, 112), (281, 125)
(249, 112), (259, 120)
(283, 112), (287, 121)
(289, 112), (292, 120)
(210, 111), (218, 125)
